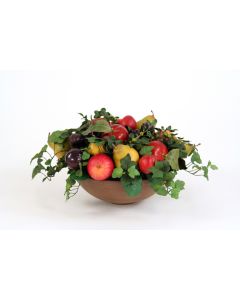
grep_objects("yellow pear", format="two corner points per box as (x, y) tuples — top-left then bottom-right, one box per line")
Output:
(113, 144), (139, 167)
(185, 144), (195, 156)
(48, 142), (70, 159)
(88, 143), (105, 155)
(137, 114), (157, 129)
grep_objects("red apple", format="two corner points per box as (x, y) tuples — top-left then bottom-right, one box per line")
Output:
(87, 154), (114, 180)
(118, 115), (137, 129)
(138, 155), (156, 174)
(149, 140), (168, 161)
(103, 124), (129, 141)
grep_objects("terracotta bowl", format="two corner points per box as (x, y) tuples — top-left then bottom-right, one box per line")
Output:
(81, 179), (155, 205)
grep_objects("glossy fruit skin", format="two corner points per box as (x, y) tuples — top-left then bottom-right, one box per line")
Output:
(138, 155), (156, 174)
(137, 114), (157, 129)
(87, 154), (114, 181)
(185, 144), (194, 156)
(65, 149), (82, 169)
(149, 140), (168, 161)
(113, 144), (139, 167)
(69, 133), (86, 148)
(118, 115), (137, 129)
(88, 143), (105, 155)
(104, 124), (129, 141)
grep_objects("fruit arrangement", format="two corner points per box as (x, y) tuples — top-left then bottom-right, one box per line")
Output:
(31, 108), (217, 201)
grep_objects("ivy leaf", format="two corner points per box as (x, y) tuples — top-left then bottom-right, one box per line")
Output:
(151, 169), (164, 178)
(163, 171), (176, 182)
(202, 166), (209, 180)
(127, 165), (140, 179)
(45, 159), (51, 165)
(48, 130), (69, 144)
(139, 146), (154, 155)
(32, 164), (44, 179)
(30, 153), (39, 164)
(120, 175), (142, 196)
(170, 180), (185, 199)
(210, 164), (218, 170)
(120, 154), (135, 170)
(148, 177), (168, 195)
(166, 149), (180, 170)
(82, 151), (90, 160)
(82, 119), (112, 135)
(191, 151), (202, 164)
(155, 160), (171, 172)
(112, 167), (124, 178)
(30, 144), (48, 164)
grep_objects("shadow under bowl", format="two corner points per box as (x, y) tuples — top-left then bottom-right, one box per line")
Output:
(80, 179), (155, 205)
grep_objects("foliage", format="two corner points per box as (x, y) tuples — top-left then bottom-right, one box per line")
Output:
(31, 108), (218, 200)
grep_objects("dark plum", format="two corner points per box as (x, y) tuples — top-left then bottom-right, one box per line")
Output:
(69, 134), (86, 148)
(65, 149), (82, 169)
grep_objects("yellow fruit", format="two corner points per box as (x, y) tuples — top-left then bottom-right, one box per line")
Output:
(88, 143), (105, 155)
(48, 142), (70, 159)
(185, 144), (195, 156)
(137, 114), (157, 129)
(113, 144), (139, 167)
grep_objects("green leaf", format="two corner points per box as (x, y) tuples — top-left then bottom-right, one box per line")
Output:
(191, 151), (202, 164)
(166, 149), (180, 170)
(202, 166), (209, 180)
(70, 167), (83, 180)
(45, 159), (51, 165)
(163, 171), (176, 182)
(30, 153), (39, 164)
(30, 144), (48, 164)
(155, 160), (171, 172)
(82, 119), (112, 135)
(120, 154), (135, 170)
(120, 175), (142, 196)
(112, 167), (124, 178)
(174, 180), (185, 190)
(170, 189), (180, 199)
(48, 130), (69, 144)
(32, 164), (44, 179)
(139, 146), (154, 155)
(210, 164), (218, 170)
(127, 165), (140, 179)
(169, 180), (185, 199)
(151, 169), (164, 178)
(148, 177), (168, 195)
(82, 151), (90, 160)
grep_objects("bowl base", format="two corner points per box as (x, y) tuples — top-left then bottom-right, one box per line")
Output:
(81, 179), (155, 205)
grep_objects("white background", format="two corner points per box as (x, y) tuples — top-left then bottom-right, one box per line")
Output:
(0, 0), (240, 299)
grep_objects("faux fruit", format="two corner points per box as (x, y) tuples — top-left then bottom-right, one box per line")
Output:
(113, 144), (139, 167)
(139, 155), (156, 174)
(87, 154), (114, 180)
(118, 115), (137, 129)
(65, 149), (82, 169)
(185, 144), (195, 156)
(137, 114), (157, 129)
(88, 143), (105, 155)
(69, 133), (86, 148)
(31, 108), (217, 201)
(149, 140), (168, 161)
(104, 124), (129, 141)
(48, 141), (70, 159)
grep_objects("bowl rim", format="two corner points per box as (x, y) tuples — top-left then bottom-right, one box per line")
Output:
(81, 178), (150, 183)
